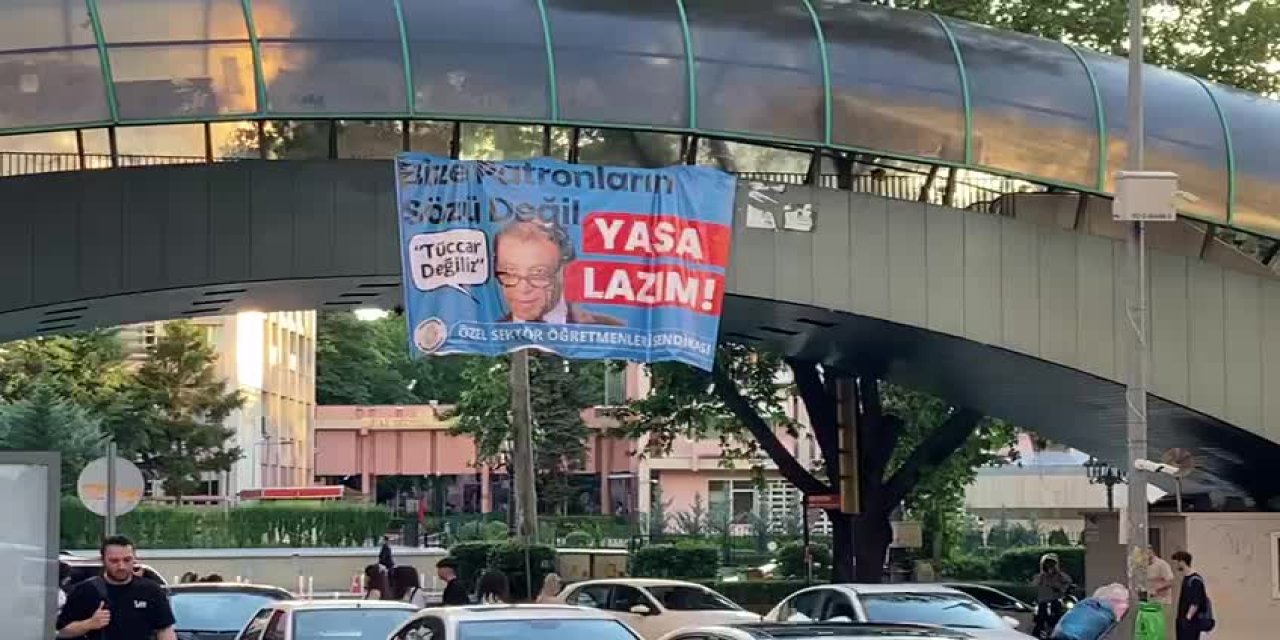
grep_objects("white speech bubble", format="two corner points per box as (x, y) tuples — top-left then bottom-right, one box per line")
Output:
(408, 229), (489, 297)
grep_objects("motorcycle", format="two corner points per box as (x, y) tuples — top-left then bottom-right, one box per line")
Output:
(1033, 594), (1079, 639)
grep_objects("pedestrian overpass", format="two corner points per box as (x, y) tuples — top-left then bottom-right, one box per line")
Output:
(2, 0), (1280, 506)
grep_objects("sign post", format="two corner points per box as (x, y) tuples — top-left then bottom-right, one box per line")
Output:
(77, 451), (145, 536)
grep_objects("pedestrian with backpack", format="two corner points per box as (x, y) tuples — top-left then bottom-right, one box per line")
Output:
(1172, 551), (1214, 640)
(55, 535), (176, 640)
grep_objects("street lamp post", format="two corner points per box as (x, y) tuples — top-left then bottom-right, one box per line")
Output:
(1084, 457), (1127, 512)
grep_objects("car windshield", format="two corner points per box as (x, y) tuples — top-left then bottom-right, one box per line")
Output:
(860, 592), (1005, 629)
(458, 619), (639, 640)
(171, 592), (282, 632)
(293, 608), (415, 640)
(646, 586), (740, 611)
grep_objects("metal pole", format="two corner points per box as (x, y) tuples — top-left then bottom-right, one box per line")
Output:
(1124, 0), (1150, 612)
(105, 440), (118, 537)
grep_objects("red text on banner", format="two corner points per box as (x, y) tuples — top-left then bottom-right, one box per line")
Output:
(564, 261), (725, 316)
(582, 212), (731, 268)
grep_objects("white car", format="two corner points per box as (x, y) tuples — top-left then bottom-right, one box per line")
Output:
(764, 583), (1032, 639)
(235, 599), (418, 640)
(559, 579), (761, 640)
(386, 604), (643, 640)
(657, 622), (974, 640)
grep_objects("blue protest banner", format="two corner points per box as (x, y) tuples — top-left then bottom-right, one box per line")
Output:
(395, 154), (737, 371)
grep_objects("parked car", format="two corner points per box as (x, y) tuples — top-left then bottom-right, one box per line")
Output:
(560, 579), (761, 639)
(60, 552), (167, 587)
(656, 622), (973, 640)
(387, 604), (643, 640)
(943, 583), (1036, 630)
(168, 582), (293, 640)
(765, 584), (1031, 639)
(235, 600), (418, 640)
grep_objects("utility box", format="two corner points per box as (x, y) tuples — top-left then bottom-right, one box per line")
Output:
(1113, 171), (1179, 222)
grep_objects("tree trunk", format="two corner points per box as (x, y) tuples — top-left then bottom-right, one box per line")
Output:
(828, 510), (856, 583)
(853, 510), (894, 583)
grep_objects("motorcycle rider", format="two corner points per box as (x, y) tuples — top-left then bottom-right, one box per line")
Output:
(1031, 553), (1074, 637)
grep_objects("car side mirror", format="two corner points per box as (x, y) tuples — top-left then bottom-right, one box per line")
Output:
(630, 604), (653, 616)
(1002, 615), (1020, 629)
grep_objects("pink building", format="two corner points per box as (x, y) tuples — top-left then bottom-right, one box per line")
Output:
(314, 404), (636, 514)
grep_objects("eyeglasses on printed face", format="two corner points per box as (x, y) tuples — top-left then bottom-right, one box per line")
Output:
(496, 271), (555, 289)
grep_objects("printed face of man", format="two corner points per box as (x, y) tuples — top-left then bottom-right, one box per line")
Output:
(495, 231), (563, 321)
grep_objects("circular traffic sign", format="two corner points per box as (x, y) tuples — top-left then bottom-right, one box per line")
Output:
(76, 456), (145, 517)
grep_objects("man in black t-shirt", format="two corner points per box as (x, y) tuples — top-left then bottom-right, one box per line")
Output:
(1173, 550), (1213, 640)
(436, 558), (470, 606)
(56, 535), (176, 640)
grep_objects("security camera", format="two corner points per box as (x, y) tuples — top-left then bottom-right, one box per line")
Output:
(1134, 459), (1180, 477)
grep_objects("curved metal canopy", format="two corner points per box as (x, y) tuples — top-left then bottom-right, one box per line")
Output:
(0, 0), (1276, 239)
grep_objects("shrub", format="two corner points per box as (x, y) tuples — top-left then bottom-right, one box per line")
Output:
(697, 580), (806, 614)
(941, 553), (994, 581)
(1047, 529), (1072, 546)
(450, 541), (499, 590)
(488, 541), (557, 601)
(632, 542), (719, 580)
(775, 541), (832, 581)
(993, 546), (1084, 584)
(562, 530), (595, 548)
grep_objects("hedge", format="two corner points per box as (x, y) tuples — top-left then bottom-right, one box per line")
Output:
(775, 542), (831, 581)
(450, 542), (500, 590)
(60, 498), (392, 549)
(632, 543), (719, 580)
(992, 546), (1084, 585)
(489, 541), (557, 601)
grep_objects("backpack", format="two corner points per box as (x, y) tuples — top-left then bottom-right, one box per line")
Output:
(1186, 574), (1215, 633)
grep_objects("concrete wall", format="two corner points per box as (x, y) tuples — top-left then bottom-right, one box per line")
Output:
(1083, 512), (1280, 640)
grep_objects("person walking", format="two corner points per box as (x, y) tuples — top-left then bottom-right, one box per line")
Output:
(391, 566), (430, 607)
(1146, 547), (1176, 639)
(436, 558), (470, 605)
(1172, 551), (1214, 640)
(476, 570), (511, 604)
(56, 535), (177, 640)
(363, 564), (392, 600)
(535, 573), (562, 604)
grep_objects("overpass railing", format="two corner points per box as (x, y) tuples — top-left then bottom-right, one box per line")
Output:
(0, 150), (1028, 213)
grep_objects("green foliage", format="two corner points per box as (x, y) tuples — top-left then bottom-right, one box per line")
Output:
(888, 1), (1280, 95)
(993, 546), (1085, 584)
(562, 530), (595, 548)
(631, 542), (719, 580)
(887, 381), (1016, 560)
(1047, 528), (1072, 546)
(648, 484), (671, 541)
(987, 519), (1042, 549)
(776, 541), (832, 581)
(0, 383), (106, 491)
(449, 353), (618, 514)
(60, 499), (392, 549)
(488, 541), (558, 601)
(316, 311), (470, 405)
(453, 520), (510, 542)
(0, 331), (132, 415)
(697, 580), (808, 612)
(118, 321), (244, 497)
(941, 552), (995, 581)
(449, 542), (501, 589)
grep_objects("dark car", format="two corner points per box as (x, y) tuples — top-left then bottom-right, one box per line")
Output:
(168, 583), (294, 640)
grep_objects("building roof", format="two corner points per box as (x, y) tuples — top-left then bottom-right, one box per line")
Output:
(1, 1), (1277, 240)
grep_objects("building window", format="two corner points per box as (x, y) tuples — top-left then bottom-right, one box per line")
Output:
(708, 480), (756, 523)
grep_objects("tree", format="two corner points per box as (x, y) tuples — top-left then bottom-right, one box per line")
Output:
(890, 0), (1280, 95)
(115, 321), (244, 498)
(0, 331), (132, 417)
(0, 383), (106, 491)
(621, 344), (1014, 582)
(316, 311), (470, 405)
(449, 354), (615, 515)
